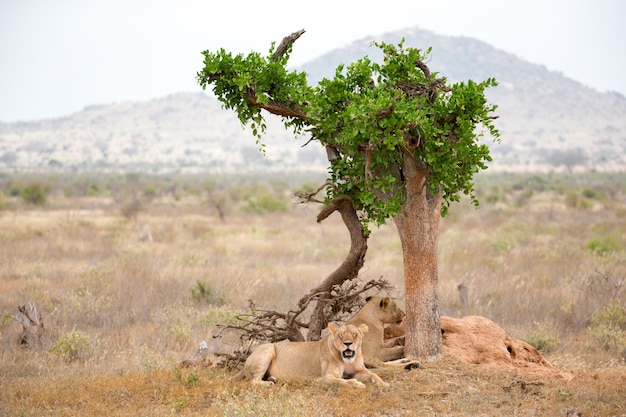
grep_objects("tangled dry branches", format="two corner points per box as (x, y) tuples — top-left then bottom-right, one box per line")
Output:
(212, 277), (393, 369)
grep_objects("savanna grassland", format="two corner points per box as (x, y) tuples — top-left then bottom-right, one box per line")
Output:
(1, 171), (625, 416)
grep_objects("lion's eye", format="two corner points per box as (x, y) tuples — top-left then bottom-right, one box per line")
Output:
(338, 333), (343, 339)
(353, 333), (358, 338)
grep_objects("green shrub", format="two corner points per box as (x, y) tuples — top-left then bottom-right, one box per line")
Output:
(87, 183), (100, 197)
(585, 236), (620, 256)
(9, 184), (21, 197)
(1, 311), (10, 330)
(582, 188), (597, 199)
(49, 329), (91, 362)
(20, 182), (49, 206)
(190, 280), (225, 306)
(244, 192), (287, 214)
(579, 198), (593, 209)
(589, 299), (626, 351)
(144, 184), (158, 198)
(524, 321), (560, 353)
(564, 188), (595, 209)
(200, 305), (241, 327)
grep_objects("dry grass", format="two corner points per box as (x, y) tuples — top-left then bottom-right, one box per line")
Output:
(1, 172), (625, 416)
(2, 357), (624, 416)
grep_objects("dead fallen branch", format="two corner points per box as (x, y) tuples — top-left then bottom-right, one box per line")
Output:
(211, 277), (394, 369)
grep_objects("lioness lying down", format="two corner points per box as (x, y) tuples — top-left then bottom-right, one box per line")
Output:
(347, 296), (419, 370)
(234, 322), (388, 388)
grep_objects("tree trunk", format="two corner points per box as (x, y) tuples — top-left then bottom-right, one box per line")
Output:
(300, 196), (368, 341)
(394, 156), (443, 361)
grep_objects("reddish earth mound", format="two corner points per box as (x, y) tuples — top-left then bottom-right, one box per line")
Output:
(440, 315), (573, 379)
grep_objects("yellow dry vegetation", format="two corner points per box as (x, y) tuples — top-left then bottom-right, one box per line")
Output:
(1, 173), (625, 415)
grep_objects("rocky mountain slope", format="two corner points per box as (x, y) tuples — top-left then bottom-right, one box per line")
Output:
(1, 27), (625, 173)
(304, 28), (626, 171)
(0, 92), (325, 174)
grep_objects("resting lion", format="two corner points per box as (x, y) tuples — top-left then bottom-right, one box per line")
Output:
(347, 296), (419, 369)
(234, 322), (388, 388)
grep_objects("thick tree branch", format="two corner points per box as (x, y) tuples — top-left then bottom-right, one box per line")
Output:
(245, 29), (309, 120)
(244, 89), (308, 119)
(303, 196), (369, 340)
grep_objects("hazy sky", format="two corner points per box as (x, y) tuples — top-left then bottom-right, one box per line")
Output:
(1, 0), (624, 122)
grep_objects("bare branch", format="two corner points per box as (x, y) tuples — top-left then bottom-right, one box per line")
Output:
(415, 60), (432, 81)
(11, 302), (55, 350)
(293, 181), (337, 205)
(211, 276), (394, 369)
(272, 29), (306, 61)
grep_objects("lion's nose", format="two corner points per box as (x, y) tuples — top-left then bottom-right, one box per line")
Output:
(344, 342), (352, 348)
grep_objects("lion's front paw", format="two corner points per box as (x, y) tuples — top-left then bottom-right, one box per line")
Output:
(252, 379), (276, 387)
(346, 379), (366, 388)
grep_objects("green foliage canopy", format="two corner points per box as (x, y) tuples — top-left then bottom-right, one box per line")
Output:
(20, 182), (49, 206)
(197, 33), (499, 230)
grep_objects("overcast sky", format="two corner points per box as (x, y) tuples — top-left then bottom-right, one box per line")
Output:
(1, 0), (624, 122)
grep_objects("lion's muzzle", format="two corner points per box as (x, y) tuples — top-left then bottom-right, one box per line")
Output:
(342, 343), (356, 361)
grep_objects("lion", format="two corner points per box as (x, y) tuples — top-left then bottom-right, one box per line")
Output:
(347, 296), (419, 370)
(234, 322), (388, 388)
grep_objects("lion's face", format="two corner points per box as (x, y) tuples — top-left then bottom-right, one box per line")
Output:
(328, 322), (368, 363)
(366, 296), (405, 324)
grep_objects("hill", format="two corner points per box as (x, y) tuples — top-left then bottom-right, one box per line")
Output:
(303, 27), (626, 171)
(1, 26), (625, 173)
(0, 92), (327, 174)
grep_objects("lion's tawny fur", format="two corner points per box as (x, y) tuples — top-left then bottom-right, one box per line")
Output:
(347, 296), (419, 369)
(234, 322), (388, 388)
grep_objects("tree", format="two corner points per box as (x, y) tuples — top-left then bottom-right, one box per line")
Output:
(197, 30), (499, 361)
(546, 148), (588, 173)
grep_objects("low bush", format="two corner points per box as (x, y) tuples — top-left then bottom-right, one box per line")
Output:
(585, 236), (621, 256)
(244, 192), (288, 214)
(199, 305), (241, 327)
(20, 182), (49, 206)
(589, 299), (626, 352)
(49, 329), (91, 362)
(524, 321), (560, 353)
(190, 280), (225, 306)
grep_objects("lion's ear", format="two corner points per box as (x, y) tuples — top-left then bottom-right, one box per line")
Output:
(328, 322), (338, 333)
(380, 297), (391, 309)
(358, 324), (369, 334)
